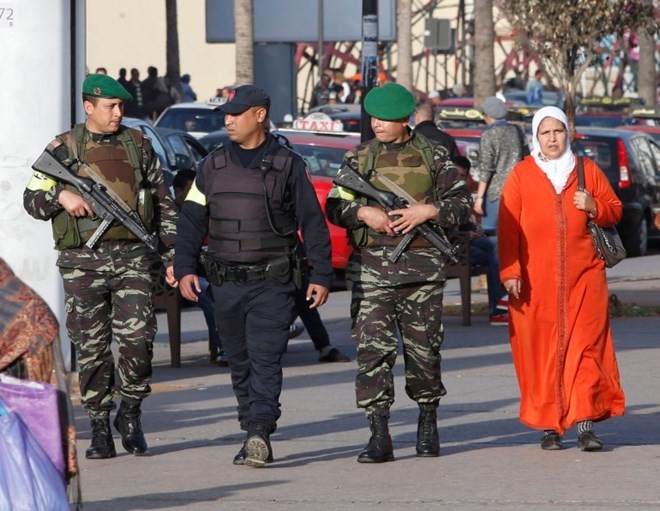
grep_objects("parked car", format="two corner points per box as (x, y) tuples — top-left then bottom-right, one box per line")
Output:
(122, 117), (198, 187)
(198, 129), (231, 153)
(503, 90), (565, 109)
(307, 104), (362, 133)
(154, 101), (226, 139)
(573, 128), (660, 256)
(155, 127), (208, 171)
(575, 111), (630, 128)
(278, 129), (359, 273)
(443, 126), (485, 192)
(618, 125), (660, 143)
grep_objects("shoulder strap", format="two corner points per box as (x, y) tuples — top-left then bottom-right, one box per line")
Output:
(577, 156), (585, 191)
(118, 127), (145, 172)
(212, 145), (228, 169)
(71, 123), (87, 162)
(363, 139), (381, 179)
(268, 145), (293, 173)
(116, 127), (147, 187)
(412, 133), (438, 173)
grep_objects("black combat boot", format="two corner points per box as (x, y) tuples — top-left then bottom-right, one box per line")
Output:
(416, 403), (440, 457)
(234, 437), (274, 466)
(113, 400), (148, 455)
(85, 417), (117, 459)
(357, 413), (394, 463)
(244, 423), (273, 468)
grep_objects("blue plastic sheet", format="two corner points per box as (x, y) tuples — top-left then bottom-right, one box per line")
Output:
(0, 374), (65, 478)
(0, 408), (69, 511)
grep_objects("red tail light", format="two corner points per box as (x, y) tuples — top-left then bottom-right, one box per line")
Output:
(617, 139), (630, 189)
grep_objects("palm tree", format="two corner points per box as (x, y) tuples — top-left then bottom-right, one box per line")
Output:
(397, 0), (412, 89)
(165, 0), (181, 96)
(638, 26), (656, 106)
(235, 0), (254, 85)
(473, 0), (496, 106)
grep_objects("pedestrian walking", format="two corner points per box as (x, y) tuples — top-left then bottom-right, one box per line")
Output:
(473, 96), (528, 325)
(326, 82), (471, 463)
(499, 106), (625, 451)
(23, 73), (178, 459)
(171, 85), (333, 468)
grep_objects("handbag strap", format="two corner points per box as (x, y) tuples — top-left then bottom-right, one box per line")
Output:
(576, 156), (585, 191)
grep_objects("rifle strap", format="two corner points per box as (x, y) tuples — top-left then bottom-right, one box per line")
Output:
(364, 139), (381, 179)
(412, 133), (438, 176)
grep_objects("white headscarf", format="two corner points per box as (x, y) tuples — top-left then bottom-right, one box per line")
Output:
(531, 106), (576, 194)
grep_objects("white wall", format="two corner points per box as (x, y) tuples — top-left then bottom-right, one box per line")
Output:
(86, 0), (236, 102)
(0, 0), (86, 367)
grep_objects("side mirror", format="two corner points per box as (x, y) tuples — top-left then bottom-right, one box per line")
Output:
(174, 153), (194, 171)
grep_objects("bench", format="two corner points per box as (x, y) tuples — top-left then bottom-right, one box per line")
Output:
(152, 267), (217, 368)
(444, 231), (488, 326)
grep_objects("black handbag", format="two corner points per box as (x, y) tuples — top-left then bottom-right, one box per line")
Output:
(576, 157), (627, 268)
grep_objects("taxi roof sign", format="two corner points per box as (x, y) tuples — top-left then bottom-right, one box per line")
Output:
(630, 105), (660, 119)
(579, 96), (642, 110)
(436, 107), (484, 122)
(207, 97), (227, 106)
(293, 112), (344, 132)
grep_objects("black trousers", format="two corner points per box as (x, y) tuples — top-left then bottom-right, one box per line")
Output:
(294, 285), (330, 352)
(212, 278), (296, 432)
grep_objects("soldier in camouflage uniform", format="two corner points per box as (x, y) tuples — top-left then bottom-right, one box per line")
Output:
(326, 83), (471, 463)
(23, 74), (178, 460)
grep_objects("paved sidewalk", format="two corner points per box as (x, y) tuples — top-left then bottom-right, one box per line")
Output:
(72, 255), (660, 510)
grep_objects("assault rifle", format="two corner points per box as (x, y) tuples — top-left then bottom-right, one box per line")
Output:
(32, 150), (158, 251)
(333, 164), (458, 263)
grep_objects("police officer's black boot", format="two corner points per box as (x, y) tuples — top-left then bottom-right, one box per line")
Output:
(357, 413), (394, 463)
(233, 435), (274, 466)
(113, 400), (148, 455)
(416, 403), (440, 457)
(85, 417), (117, 459)
(244, 423), (273, 468)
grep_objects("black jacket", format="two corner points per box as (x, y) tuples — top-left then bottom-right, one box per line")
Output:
(174, 134), (333, 288)
(414, 121), (460, 162)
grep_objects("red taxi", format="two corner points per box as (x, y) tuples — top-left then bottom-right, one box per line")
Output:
(278, 123), (360, 273)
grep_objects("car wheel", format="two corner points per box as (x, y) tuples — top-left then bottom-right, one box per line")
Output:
(624, 217), (648, 257)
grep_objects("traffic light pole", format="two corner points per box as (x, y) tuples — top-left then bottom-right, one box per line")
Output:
(360, 0), (378, 142)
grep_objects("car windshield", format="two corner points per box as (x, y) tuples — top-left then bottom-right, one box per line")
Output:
(572, 137), (617, 180)
(157, 108), (226, 133)
(575, 115), (628, 128)
(292, 144), (347, 178)
(504, 90), (562, 107)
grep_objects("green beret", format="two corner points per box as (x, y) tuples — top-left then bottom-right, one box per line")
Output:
(364, 83), (415, 120)
(82, 74), (133, 101)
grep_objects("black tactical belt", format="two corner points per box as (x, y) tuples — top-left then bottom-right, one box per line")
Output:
(205, 255), (293, 286)
(217, 263), (268, 282)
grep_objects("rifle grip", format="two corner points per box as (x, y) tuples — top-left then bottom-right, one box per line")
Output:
(388, 232), (415, 263)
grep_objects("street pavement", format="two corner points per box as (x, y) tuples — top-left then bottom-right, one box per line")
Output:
(72, 254), (660, 510)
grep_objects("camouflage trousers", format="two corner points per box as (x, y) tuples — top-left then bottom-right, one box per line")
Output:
(58, 241), (158, 419)
(348, 247), (447, 416)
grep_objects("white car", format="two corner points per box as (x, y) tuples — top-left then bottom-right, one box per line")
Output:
(154, 99), (227, 139)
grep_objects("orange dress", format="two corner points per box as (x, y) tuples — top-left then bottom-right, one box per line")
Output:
(499, 156), (625, 435)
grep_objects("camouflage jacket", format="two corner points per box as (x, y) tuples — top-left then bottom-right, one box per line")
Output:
(23, 124), (178, 265)
(326, 132), (472, 252)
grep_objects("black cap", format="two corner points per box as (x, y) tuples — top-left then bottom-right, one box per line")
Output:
(217, 85), (270, 115)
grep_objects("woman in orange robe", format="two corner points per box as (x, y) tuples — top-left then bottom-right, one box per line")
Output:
(498, 106), (625, 451)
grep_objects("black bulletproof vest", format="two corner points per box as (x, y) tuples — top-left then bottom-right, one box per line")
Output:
(205, 145), (297, 263)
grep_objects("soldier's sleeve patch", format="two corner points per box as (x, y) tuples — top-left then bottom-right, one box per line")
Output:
(26, 172), (57, 191)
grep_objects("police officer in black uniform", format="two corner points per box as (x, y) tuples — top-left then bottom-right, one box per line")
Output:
(171, 85), (333, 468)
